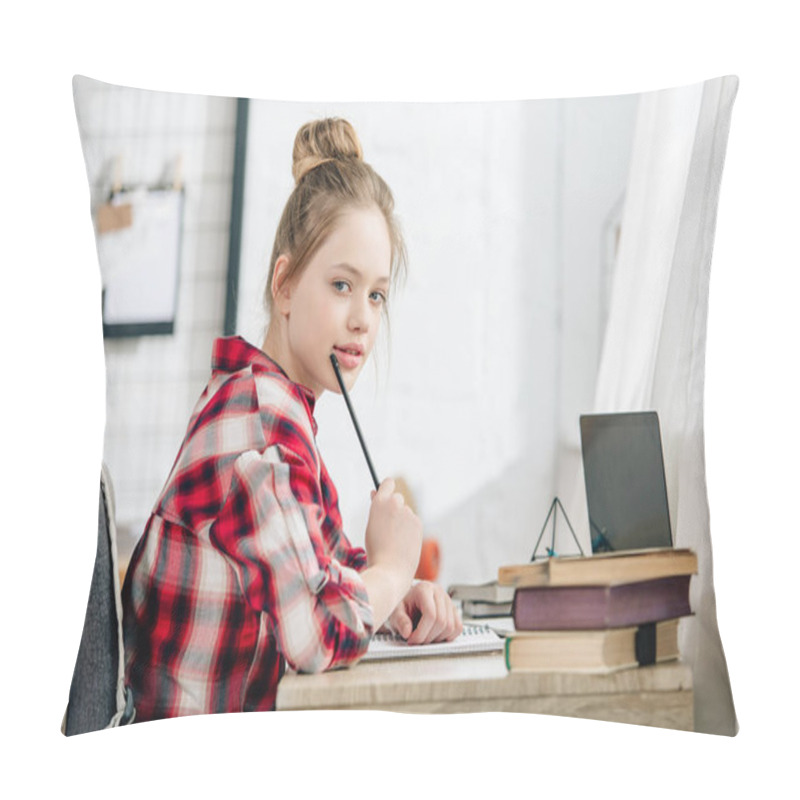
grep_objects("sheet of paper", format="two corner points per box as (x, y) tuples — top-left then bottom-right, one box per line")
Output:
(97, 188), (183, 325)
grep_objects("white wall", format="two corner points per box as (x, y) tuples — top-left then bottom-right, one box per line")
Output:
(555, 94), (640, 549)
(239, 97), (638, 587)
(72, 76), (237, 564)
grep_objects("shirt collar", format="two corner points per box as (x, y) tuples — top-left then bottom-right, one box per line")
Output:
(211, 336), (317, 418)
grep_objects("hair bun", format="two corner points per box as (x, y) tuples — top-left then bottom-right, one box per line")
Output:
(292, 118), (364, 185)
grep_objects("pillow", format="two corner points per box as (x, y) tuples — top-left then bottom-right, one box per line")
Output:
(67, 74), (738, 735)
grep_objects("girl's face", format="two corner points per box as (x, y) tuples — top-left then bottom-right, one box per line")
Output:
(275, 205), (392, 397)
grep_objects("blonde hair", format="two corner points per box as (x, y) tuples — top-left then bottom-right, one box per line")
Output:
(265, 118), (406, 315)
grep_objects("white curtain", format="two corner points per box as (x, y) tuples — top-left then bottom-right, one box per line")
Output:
(592, 76), (739, 735)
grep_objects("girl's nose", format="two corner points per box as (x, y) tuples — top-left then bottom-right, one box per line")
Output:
(348, 295), (371, 332)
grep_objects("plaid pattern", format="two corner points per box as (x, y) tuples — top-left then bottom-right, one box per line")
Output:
(122, 336), (373, 721)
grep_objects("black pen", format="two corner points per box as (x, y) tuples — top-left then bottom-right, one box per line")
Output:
(329, 353), (380, 490)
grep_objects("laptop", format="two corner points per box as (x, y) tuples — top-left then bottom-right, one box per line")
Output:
(579, 411), (673, 553)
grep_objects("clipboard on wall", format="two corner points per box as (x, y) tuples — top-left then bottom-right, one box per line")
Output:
(96, 185), (184, 337)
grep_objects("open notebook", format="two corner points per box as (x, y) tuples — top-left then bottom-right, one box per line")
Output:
(362, 623), (504, 661)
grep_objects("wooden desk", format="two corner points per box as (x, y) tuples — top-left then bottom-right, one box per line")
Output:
(277, 653), (693, 731)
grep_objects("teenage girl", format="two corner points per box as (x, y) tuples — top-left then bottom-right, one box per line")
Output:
(121, 117), (462, 722)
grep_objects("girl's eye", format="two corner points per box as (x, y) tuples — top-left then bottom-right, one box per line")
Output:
(332, 280), (349, 293)
(370, 291), (387, 305)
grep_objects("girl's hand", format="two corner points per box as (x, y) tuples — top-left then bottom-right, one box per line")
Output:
(364, 478), (423, 583)
(387, 581), (463, 645)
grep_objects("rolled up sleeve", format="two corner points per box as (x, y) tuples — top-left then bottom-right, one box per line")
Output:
(210, 445), (373, 674)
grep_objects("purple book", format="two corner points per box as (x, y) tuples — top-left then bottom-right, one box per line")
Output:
(512, 574), (691, 630)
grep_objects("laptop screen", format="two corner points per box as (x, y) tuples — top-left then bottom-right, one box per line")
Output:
(579, 411), (673, 553)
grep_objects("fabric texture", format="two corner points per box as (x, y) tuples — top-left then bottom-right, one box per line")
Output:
(71, 77), (738, 735)
(591, 76), (739, 734)
(122, 336), (374, 721)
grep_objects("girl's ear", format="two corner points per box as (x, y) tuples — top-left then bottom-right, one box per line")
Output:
(272, 255), (293, 315)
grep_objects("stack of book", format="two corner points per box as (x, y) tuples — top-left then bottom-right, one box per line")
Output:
(447, 580), (515, 619)
(498, 547), (697, 673)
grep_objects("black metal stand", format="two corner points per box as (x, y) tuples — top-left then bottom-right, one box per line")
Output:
(530, 497), (584, 561)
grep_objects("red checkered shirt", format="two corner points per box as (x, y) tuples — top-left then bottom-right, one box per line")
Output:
(122, 336), (374, 721)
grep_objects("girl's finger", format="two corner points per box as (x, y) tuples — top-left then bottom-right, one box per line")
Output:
(389, 606), (414, 640)
(431, 586), (449, 642)
(377, 477), (396, 497)
(406, 588), (436, 645)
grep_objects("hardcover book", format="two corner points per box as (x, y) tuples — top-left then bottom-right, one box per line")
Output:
(512, 574), (691, 630)
(448, 580), (515, 604)
(504, 618), (681, 673)
(461, 600), (514, 619)
(498, 547), (697, 588)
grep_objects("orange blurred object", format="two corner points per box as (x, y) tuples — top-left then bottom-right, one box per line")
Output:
(415, 538), (440, 581)
(392, 476), (440, 581)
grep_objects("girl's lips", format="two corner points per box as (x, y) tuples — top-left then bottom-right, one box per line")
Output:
(333, 346), (363, 370)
